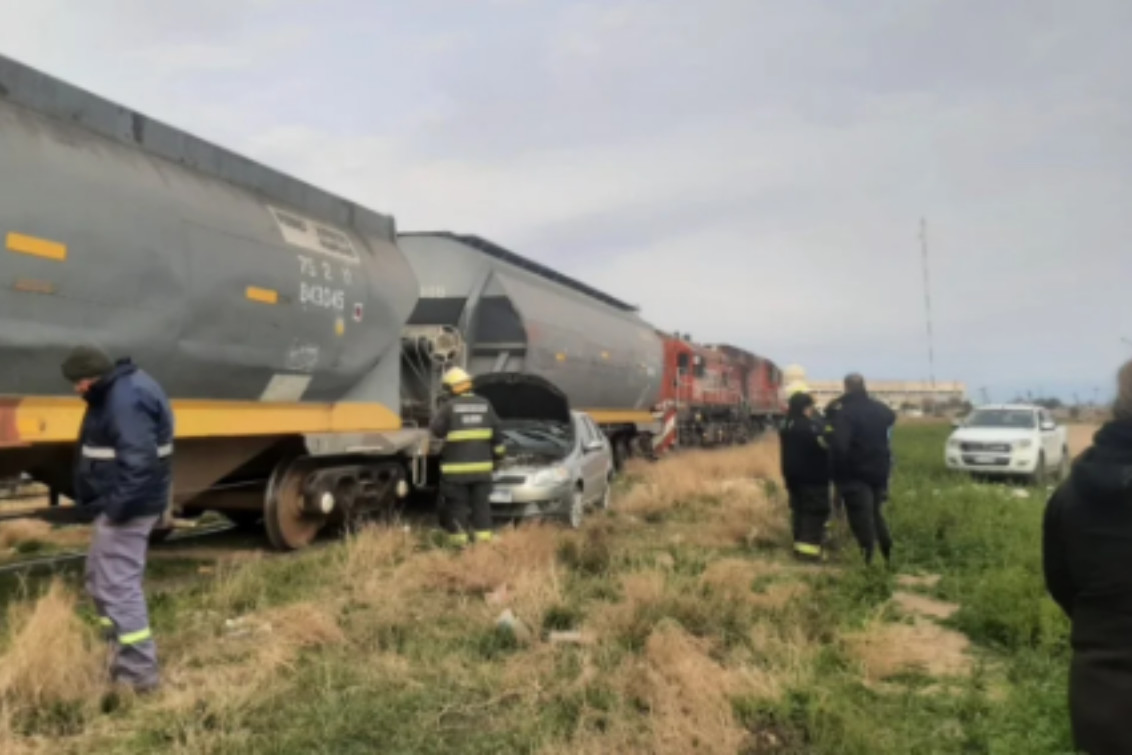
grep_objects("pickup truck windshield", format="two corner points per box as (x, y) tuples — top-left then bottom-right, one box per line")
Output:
(964, 410), (1036, 429)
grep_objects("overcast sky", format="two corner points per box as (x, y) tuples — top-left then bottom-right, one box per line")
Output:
(2, 0), (1129, 402)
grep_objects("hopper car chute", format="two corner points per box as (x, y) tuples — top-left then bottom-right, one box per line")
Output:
(396, 232), (667, 470)
(0, 54), (428, 550)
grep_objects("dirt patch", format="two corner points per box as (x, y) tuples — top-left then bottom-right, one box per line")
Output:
(893, 591), (958, 621)
(1068, 423), (1100, 459)
(897, 573), (941, 590)
(846, 620), (972, 682)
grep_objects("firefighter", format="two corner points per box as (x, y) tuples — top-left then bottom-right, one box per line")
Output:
(779, 387), (831, 562)
(826, 373), (897, 565)
(1042, 360), (1132, 754)
(429, 367), (505, 547)
(63, 345), (173, 694)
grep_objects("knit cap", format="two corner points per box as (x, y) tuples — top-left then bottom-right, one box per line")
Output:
(61, 344), (114, 383)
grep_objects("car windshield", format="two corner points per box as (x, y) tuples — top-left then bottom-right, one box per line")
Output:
(964, 410), (1036, 429)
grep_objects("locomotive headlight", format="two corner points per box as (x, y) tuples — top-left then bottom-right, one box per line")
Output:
(530, 466), (570, 488)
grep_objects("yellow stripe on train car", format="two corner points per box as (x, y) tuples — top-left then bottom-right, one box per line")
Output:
(0, 397), (402, 446)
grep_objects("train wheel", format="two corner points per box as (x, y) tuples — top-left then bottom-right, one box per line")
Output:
(264, 459), (324, 551)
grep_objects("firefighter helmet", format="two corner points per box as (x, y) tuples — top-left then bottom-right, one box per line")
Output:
(441, 367), (473, 394)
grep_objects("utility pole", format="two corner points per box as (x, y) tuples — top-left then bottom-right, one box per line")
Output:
(919, 218), (937, 399)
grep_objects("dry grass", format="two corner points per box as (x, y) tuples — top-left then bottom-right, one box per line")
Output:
(846, 619), (972, 683)
(0, 580), (104, 743)
(641, 622), (750, 755)
(618, 438), (781, 521)
(0, 520), (90, 552)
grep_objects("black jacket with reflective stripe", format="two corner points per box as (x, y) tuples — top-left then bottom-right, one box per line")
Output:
(74, 359), (174, 523)
(429, 392), (504, 482)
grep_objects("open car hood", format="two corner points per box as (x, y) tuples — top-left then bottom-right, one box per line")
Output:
(471, 372), (571, 425)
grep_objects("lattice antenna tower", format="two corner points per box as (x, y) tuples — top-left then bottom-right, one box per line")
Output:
(919, 218), (937, 397)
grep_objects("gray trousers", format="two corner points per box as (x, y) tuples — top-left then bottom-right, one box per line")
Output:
(85, 513), (160, 689)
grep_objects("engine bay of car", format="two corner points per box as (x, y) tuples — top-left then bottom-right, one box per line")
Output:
(497, 418), (574, 467)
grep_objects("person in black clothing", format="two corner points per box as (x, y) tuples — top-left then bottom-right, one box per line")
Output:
(779, 390), (831, 561)
(1043, 361), (1132, 754)
(429, 367), (506, 547)
(826, 373), (897, 565)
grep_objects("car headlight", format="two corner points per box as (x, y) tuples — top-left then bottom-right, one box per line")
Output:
(1014, 439), (1033, 450)
(530, 465), (571, 487)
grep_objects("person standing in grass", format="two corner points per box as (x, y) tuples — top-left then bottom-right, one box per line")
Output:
(1042, 360), (1132, 755)
(826, 373), (897, 565)
(779, 388), (831, 562)
(63, 344), (172, 695)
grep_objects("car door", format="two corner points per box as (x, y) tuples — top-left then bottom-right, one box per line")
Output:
(584, 415), (612, 498)
(575, 414), (606, 503)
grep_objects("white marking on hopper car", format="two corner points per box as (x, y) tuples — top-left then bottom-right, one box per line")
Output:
(284, 343), (320, 373)
(267, 205), (360, 265)
(260, 374), (313, 402)
(300, 281), (346, 311)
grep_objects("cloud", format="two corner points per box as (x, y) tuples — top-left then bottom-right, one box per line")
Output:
(0, 0), (1129, 399)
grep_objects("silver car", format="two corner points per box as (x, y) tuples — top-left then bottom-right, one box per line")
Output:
(472, 373), (614, 528)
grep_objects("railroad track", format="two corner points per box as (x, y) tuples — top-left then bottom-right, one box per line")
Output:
(0, 522), (237, 577)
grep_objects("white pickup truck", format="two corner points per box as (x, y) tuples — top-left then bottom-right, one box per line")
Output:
(945, 404), (1070, 484)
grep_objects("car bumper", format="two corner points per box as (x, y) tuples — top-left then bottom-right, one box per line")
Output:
(945, 450), (1040, 474)
(488, 482), (573, 521)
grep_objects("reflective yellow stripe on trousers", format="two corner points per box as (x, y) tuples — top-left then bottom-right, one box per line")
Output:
(118, 627), (152, 645)
(794, 542), (821, 556)
(446, 429), (493, 441)
(440, 462), (494, 474)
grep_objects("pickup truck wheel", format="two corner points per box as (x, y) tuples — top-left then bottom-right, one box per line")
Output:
(1029, 453), (1047, 486)
(1055, 449), (1070, 482)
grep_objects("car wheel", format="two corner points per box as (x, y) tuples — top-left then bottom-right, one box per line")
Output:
(597, 478), (612, 511)
(566, 487), (585, 529)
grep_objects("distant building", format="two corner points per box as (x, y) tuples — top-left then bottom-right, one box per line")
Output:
(782, 366), (967, 411)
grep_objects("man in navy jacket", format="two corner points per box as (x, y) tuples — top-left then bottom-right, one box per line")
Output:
(63, 345), (173, 693)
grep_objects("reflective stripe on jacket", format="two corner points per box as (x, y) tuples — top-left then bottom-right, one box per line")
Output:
(429, 392), (505, 482)
(74, 359), (174, 523)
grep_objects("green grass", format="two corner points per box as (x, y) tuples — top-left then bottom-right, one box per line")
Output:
(763, 423), (1074, 754)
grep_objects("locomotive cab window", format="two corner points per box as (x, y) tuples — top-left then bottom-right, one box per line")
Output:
(676, 353), (690, 373)
(693, 356), (705, 379)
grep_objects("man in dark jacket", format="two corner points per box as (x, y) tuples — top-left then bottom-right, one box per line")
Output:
(779, 390), (831, 561)
(63, 345), (173, 693)
(826, 373), (897, 565)
(1043, 361), (1132, 754)
(429, 367), (505, 547)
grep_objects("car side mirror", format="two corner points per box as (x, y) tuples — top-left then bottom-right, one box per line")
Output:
(951, 419), (962, 428)
(584, 440), (604, 453)
(1040, 421), (1056, 432)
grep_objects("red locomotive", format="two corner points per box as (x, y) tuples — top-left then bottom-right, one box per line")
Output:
(655, 333), (784, 449)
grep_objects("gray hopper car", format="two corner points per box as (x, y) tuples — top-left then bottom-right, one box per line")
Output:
(397, 232), (666, 467)
(0, 54), (428, 549)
